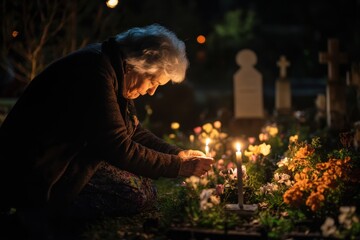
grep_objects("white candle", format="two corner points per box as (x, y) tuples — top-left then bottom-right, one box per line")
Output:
(235, 142), (244, 208)
(235, 142), (242, 164)
(205, 138), (210, 157)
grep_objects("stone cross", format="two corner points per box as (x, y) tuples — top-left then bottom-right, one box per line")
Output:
(233, 49), (263, 118)
(277, 55), (290, 79)
(319, 38), (348, 129)
(275, 55), (291, 115)
(319, 39), (348, 81)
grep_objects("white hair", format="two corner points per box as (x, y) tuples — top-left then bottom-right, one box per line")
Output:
(115, 24), (189, 83)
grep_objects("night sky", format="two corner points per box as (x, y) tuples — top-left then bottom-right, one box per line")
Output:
(1, 0), (360, 132)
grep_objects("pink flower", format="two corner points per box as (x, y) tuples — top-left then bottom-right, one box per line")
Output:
(248, 137), (256, 144)
(227, 162), (235, 169)
(216, 184), (224, 195)
(193, 126), (202, 135)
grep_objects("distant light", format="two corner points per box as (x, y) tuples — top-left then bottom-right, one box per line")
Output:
(12, 30), (19, 38)
(106, 0), (118, 8)
(196, 35), (206, 44)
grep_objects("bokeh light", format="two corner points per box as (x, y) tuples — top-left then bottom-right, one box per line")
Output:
(196, 35), (206, 44)
(106, 0), (118, 8)
(12, 30), (19, 38)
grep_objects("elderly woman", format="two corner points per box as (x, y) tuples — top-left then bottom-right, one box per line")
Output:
(0, 24), (212, 235)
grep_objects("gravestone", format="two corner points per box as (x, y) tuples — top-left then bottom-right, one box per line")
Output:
(233, 49), (264, 118)
(230, 49), (264, 137)
(319, 38), (348, 130)
(275, 55), (291, 115)
(346, 63), (360, 124)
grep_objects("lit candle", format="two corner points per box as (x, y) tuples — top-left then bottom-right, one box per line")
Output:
(235, 142), (244, 208)
(235, 142), (242, 164)
(205, 138), (210, 157)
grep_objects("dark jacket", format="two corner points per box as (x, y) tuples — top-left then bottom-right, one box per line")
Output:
(0, 40), (182, 210)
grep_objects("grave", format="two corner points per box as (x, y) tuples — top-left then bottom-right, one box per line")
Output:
(274, 55), (292, 116)
(319, 38), (348, 130)
(230, 49), (265, 137)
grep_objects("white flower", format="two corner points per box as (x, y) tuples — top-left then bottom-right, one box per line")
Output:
(199, 189), (216, 210)
(185, 176), (200, 190)
(229, 166), (248, 181)
(339, 206), (358, 229)
(274, 173), (291, 185)
(277, 157), (290, 167)
(259, 183), (279, 195)
(321, 217), (337, 237)
(199, 176), (209, 186)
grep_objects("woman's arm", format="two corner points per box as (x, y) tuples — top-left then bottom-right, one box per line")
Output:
(131, 123), (183, 155)
(77, 53), (181, 179)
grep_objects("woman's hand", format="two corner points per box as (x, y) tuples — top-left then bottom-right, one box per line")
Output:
(178, 149), (206, 159)
(178, 156), (213, 177)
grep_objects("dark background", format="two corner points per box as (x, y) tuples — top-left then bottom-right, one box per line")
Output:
(1, 0), (359, 135)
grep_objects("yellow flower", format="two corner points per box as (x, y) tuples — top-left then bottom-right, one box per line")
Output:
(209, 129), (219, 138)
(266, 125), (278, 137)
(202, 123), (213, 133)
(171, 122), (180, 130)
(200, 132), (208, 139)
(248, 144), (260, 155)
(259, 133), (268, 141)
(244, 150), (253, 157)
(289, 134), (298, 143)
(259, 143), (271, 156)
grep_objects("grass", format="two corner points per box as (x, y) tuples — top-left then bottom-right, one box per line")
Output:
(80, 178), (185, 240)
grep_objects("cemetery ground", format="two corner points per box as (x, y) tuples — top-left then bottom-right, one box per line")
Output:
(2, 118), (360, 240)
(83, 121), (360, 240)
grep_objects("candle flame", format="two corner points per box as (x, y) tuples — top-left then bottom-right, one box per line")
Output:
(236, 142), (241, 153)
(206, 138), (210, 145)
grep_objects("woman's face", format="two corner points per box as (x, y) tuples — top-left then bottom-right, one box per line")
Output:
(123, 72), (170, 99)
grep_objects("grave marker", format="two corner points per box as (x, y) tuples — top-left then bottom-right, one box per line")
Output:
(233, 49), (264, 118)
(275, 55), (291, 115)
(319, 38), (348, 129)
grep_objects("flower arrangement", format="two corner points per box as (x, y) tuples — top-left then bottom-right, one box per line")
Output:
(162, 120), (360, 238)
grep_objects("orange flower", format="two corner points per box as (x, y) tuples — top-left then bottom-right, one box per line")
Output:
(306, 192), (325, 211)
(294, 145), (314, 159)
(283, 145), (353, 213)
(283, 187), (303, 206)
(316, 184), (328, 193)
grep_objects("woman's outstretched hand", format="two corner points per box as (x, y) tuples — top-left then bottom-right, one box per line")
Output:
(178, 149), (206, 159)
(178, 149), (213, 177)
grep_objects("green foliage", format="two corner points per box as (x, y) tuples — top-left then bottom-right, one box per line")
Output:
(207, 9), (258, 51)
(259, 211), (295, 240)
